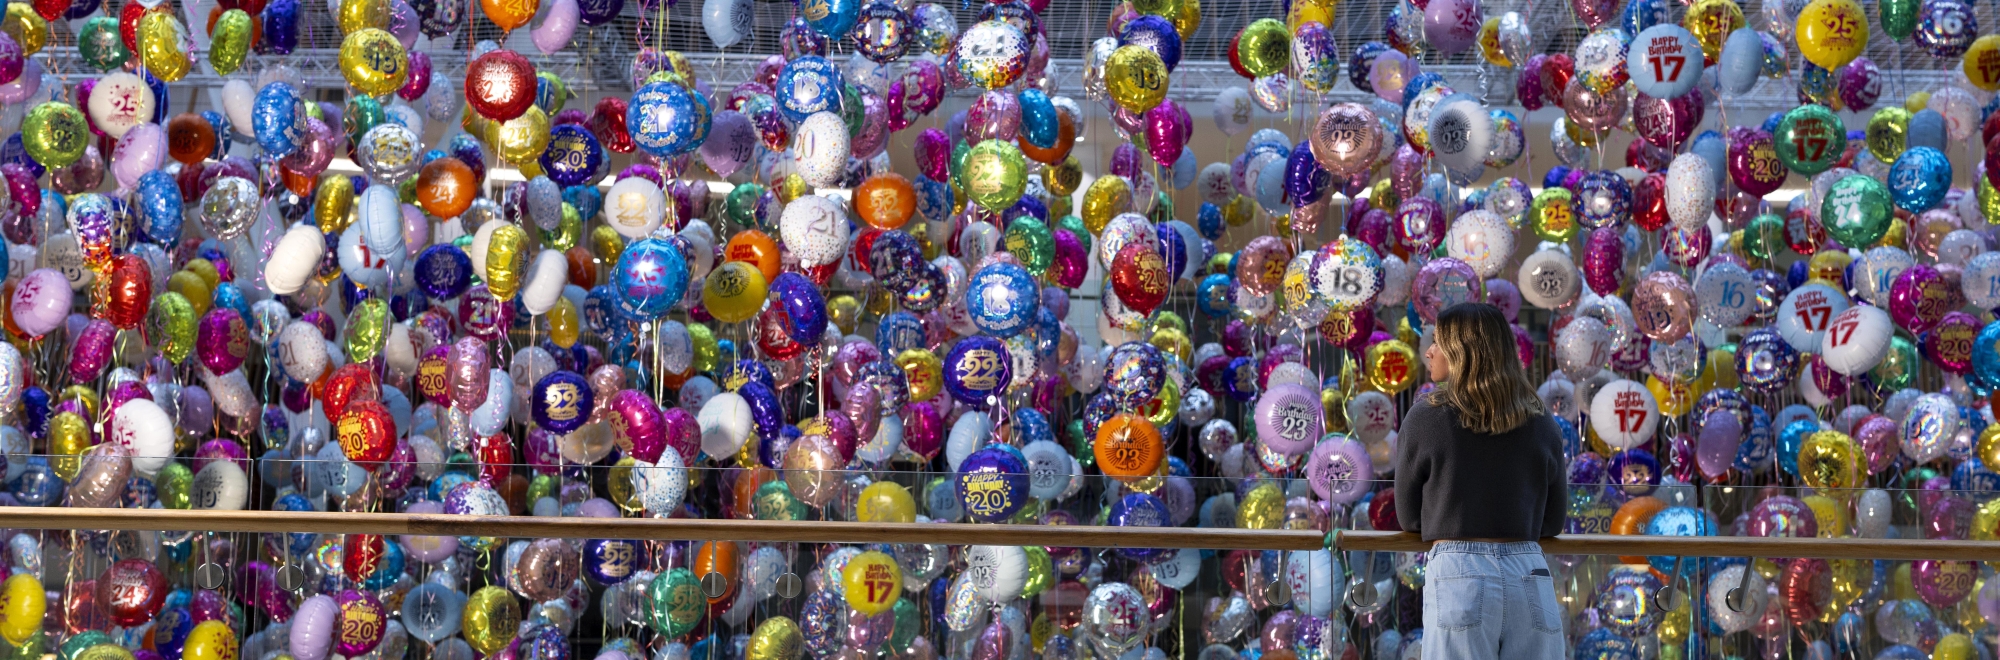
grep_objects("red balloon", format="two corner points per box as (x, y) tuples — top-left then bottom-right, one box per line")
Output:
(342, 533), (386, 582)
(1779, 558), (1833, 623)
(66, 578), (112, 634)
(475, 433), (515, 483)
(336, 399), (396, 468)
(464, 49), (538, 122)
(97, 254), (151, 329)
(321, 363), (381, 425)
(1110, 242), (1169, 315)
(588, 97), (633, 154)
(1540, 54), (1575, 109)
(96, 558), (166, 627)
(1633, 172), (1668, 231)
(755, 306), (806, 360)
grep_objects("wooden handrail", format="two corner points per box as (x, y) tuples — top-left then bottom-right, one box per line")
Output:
(1335, 530), (2000, 562)
(2, 509), (1994, 559)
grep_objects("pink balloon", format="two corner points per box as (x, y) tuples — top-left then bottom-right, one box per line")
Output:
(447, 337), (491, 410)
(10, 269), (70, 338)
(398, 51), (433, 101)
(1144, 100), (1186, 166)
(901, 401), (943, 460)
(1571, 0), (1615, 29)
(68, 319), (115, 383)
(660, 407), (700, 463)
(913, 129), (950, 181)
(195, 308), (248, 374)
(852, 92), (890, 160)
(111, 122), (166, 194)
(1633, 89), (1703, 149)
(841, 382), (881, 443)
(397, 501), (460, 562)
(1583, 226), (1624, 296)
(531, 0), (580, 54)
(1110, 142), (1141, 178)
(281, 118), (335, 178)
(0, 59), (40, 105)
(964, 90), (1021, 142)
(1422, 0), (1481, 55)
(610, 389), (666, 463)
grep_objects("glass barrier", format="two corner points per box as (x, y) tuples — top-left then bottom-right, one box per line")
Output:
(0, 449), (1990, 660)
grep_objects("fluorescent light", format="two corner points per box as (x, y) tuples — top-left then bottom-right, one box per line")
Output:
(1766, 188), (1805, 203)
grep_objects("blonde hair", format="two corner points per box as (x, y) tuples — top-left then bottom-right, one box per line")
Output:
(1424, 302), (1543, 434)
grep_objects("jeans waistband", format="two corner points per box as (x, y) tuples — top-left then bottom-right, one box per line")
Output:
(1429, 540), (1544, 556)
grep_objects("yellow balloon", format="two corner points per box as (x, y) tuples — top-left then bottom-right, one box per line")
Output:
(167, 271), (213, 318)
(1828, 558), (1868, 614)
(339, 28), (410, 97)
(489, 106), (552, 165)
(1646, 375), (1694, 417)
(827, 295), (861, 335)
(182, 621), (237, 660)
(894, 349), (943, 402)
(1081, 175), (1132, 234)
(1877, 217), (1908, 248)
(47, 412), (90, 480)
(1223, 194), (1257, 227)
(0, 574), (43, 645)
(1964, 36), (2000, 91)
(461, 586), (521, 655)
(73, 644), (133, 660)
(1683, 0), (1746, 62)
(1366, 340), (1419, 393)
(1286, 0), (1329, 29)
(1972, 497), (2000, 540)
(338, 0), (390, 34)
(1891, 562), (1916, 600)
(1906, 90), (1931, 111)
(1795, 0), (1867, 70)
(589, 225), (625, 267)
(1936, 634), (1977, 660)
(1807, 249), (1853, 285)
(854, 481), (916, 523)
(0, 4), (44, 56)
(1149, 326), (1191, 364)
(1237, 480), (1285, 529)
(1172, 0), (1201, 37)
(689, 323), (720, 372)
(1022, 546), (1054, 598)
(1798, 431), (1862, 490)
(484, 223), (530, 301)
(1801, 494), (1848, 537)
(1142, 377), (1181, 428)
(1477, 17), (1511, 66)
(840, 551), (903, 615)
(775, 173), (811, 203)
(548, 297), (580, 348)
(1046, 155), (1083, 196)
(702, 261), (769, 324)
(209, 9), (253, 76)
(745, 616), (804, 660)
(316, 175), (357, 233)
(1103, 45), (1169, 113)
(136, 12), (191, 82)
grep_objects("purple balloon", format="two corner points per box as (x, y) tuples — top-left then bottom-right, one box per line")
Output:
(1144, 100), (1187, 167)
(67, 319), (116, 383)
(698, 110), (755, 178)
(609, 389), (665, 463)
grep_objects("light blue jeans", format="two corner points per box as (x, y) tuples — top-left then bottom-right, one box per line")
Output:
(1421, 541), (1566, 660)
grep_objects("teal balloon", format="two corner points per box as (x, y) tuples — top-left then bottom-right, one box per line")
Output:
(1774, 104), (1846, 176)
(1888, 146), (1951, 213)
(1819, 174), (1893, 248)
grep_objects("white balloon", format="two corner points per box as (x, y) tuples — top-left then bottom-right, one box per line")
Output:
(265, 223), (325, 295)
(468, 218), (501, 279)
(779, 195), (849, 267)
(1588, 379), (1659, 450)
(1285, 549), (1342, 618)
(697, 392), (753, 458)
(945, 411), (992, 472)
(520, 250), (569, 315)
(1693, 261), (1755, 327)
(110, 398), (175, 476)
(1851, 247), (1914, 307)
(1820, 305), (1892, 375)
(963, 544), (1027, 602)
(701, 0), (753, 48)
(1962, 252), (2000, 309)
(384, 324), (417, 379)
(1425, 96), (1492, 180)
(1628, 25), (1704, 98)
(1346, 391), (1398, 444)
(1196, 162), (1235, 205)
(1022, 439), (1071, 500)
(1212, 87), (1253, 137)
(1444, 210), (1512, 278)
(632, 451), (688, 515)
(1704, 565), (1769, 633)
(1775, 282), (1850, 351)
(469, 369), (511, 437)
(792, 112), (850, 189)
(192, 459), (249, 510)
(278, 321), (330, 382)
(1664, 153), (1715, 230)
(1854, 489), (1892, 538)
(90, 73), (156, 140)
(1517, 248), (1580, 309)
(201, 367), (256, 419)
(360, 184), (404, 258)
(604, 177), (666, 239)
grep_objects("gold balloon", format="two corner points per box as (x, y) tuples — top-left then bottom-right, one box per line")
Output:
(1656, 591), (1690, 644)
(1, 4), (44, 55)
(1103, 45), (1169, 112)
(548, 297), (580, 348)
(1223, 194), (1257, 227)
(489, 106), (551, 165)
(1149, 326), (1191, 363)
(208, 9), (252, 76)
(1081, 175), (1132, 234)
(485, 223), (530, 300)
(1046, 155), (1083, 196)
(1682, 0), (1745, 61)
(1978, 176), (2000, 224)
(1237, 480), (1285, 529)
(338, 0), (390, 34)
(1807, 250), (1852, 285)
(828, 295), (861, 334)
(461, 586), (520, 655)
(339, 28), (410, 97)
(1865, 107), (1910, 163)
(1877, 216), (1908, 248)
(895, 349), (943, 402)
(853, 481), (916, 523)
(136, 13), (191, 82)
(1365, 340), (1419, 393)
(1172, 0), (1201, 36)
(1906, 90), (1931, 111)
(544, 203), (582, 250)
(1142, 377), (1180, 428)
(1802, 494), (1847, 537)
(1798, 431), (1862, 491)
(1828, 558), (1868, 616)
(746, 617), (804, 660)
(606, 456), (642, 512)
(1321, 388), (1348, 433)
(1936, 634), (1977, 660)
(589, 225), (624, 267)
(688, 323), (720, 373)
(73, 644), (132, 660)
(47, 412), (89, 480)
(1972, 497), (2000, 540)
(316, 176), (357, 233)
(775, 173), (810, 203)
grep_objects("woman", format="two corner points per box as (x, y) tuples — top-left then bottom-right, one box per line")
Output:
(1395, 302), (1568, 660)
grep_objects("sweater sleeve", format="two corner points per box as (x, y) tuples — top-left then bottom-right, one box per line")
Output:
(1541, 417), (1569, 538)
(1393, 403), (1430, 535)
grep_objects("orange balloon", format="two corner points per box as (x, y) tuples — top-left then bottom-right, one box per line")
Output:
(165, 113), (215, 166)
(564, 245), (598, 289)
(854, 173), (917, 230)
(1094, 413), (1163, 481)
(281, 164), (316, 198)
(478, 0), (537, 31)
(693, 541), (739, 604)
(730, 465), (776, 517)
(1611, 495), (1668, 564)
(724, 230), (781, 283)
(416, 157), (477, 219)
(1020, 108), (1077, 165)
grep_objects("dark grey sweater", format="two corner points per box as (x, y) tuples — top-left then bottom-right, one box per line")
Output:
(1393, 398), (1568, 541)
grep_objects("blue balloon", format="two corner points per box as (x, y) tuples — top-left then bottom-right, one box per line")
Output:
(253, 81), (304, 156)
(1888, 146), (1951, 213)
(153, 608), (194, 658)
(0, 135), (40, 178)
(1118, 15), (1182, 71)
(540, 124), (606, 187)
(582, 538), (639, 583)
(627, 82), (703, 157)
(1621, 0), (1670, 34)
(362, 536), (405, 589)
(1907, 109), (1947, 151)
(876, 311), (925, 353)
(19, 386), (45, 438)
(1156, 222), (1189, 281)
(1004, 195), (1047, 224)
(1017, 88), (1057, 149)
(915, 175), (953, 223)
(143, 71), (169, 124)
(739, 381), (783, 440)
(965, 262), (1039, 337)
(414, 244), (473, 299)
(532, 370), (594, 434)
(1012, 408), (1053, 445)
(954, 445), (1028, 522)
(1349, 42), (1389, 93)
(1973, 321), (2000, 390)
(401, 582), (464, 644)
(450, 133), (487, 180)
(261, 0), (301, 55)
(214, 283), (251, 322)
(564, 185), (602, 224)
(774, 56), (845, 123)
(1197, 273), (1232, 317)
(1109, 493), (1170, 559)
(769, 272), (827, 344)
(1574, 629), (1639, 660)
(577, 0), (623, 24)
(611, 238), (690, 319)
(200, 111), (233, 159)
(63, 0), (98, 19)
(1688, 130), (1727, 189)
(1197, 202), (1224, 239)
(1542, 165), (1571, 189)
(1643, 506), (1714, 577)
(943, 335), (1012, 405)
(804, 0), (861, 38)
(11, 459), (58, 506)
(1284, 139), (1330, 205)
(720, 359), (777, 394)
(1171, 147), (1197, 189)
(134, 171), (182, 244)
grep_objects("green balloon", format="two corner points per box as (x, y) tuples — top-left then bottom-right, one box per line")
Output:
(1002, 217), (1054, 275)
(5, 629), (42, 660)
(887, 598), (920, 653)
(536, 71), (569, 115)
(1820, 174), (1893, 247)
(647, 568), (706, 638)
(77, 17), (127, 71)
(146, 292), (196, 364)
(1880, 0), (1919, 40)
(57, 631), (107, 660)
(155, 461), (193, 509)
(1868, 335), (1918, 392)
(840, 82), (864, 137)
(21, 102), (88, 168)
(344, 94), (386, 143)
(724, 183), (767, 227)
(963, 139), (1027, 212)
(1148, 190), (1175, 225)
(752, 480), (806, 521)
(1741, 213), (1785, 261)
(948, 139), (971, 192)
(1865, 107), (1910, 163)
(1774, 104), (1846, 176)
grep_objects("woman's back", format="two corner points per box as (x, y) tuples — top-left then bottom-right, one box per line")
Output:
(1392, 400), (1567, 541)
